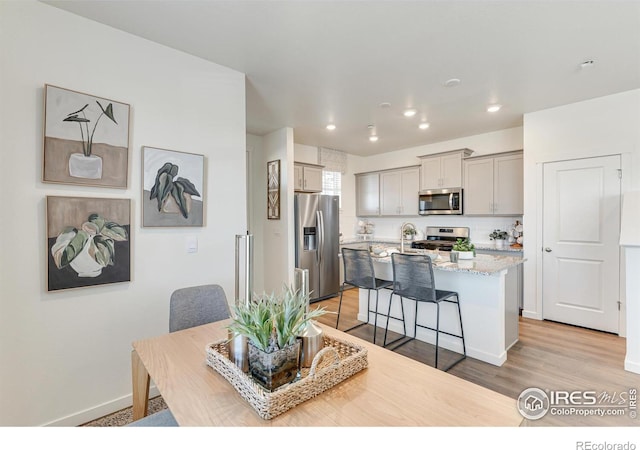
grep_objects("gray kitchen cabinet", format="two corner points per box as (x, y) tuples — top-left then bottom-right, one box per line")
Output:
(380, 166), (420, 215)
(418, 148), (473, 190)
(355, 172), (380, 216)
(294, 162), (324, 192)
(463, 150), (523, 215)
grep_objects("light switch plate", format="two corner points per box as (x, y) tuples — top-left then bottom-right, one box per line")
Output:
(186, 236), (198, 253)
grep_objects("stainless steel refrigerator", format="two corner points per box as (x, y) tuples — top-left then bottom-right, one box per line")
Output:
(294, 193), (340, 303)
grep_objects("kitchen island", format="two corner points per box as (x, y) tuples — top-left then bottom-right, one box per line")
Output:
(358, 250), (525, 366)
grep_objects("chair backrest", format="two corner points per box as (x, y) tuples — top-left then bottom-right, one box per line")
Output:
(169, 284), (231, 332)
(391, 253), (437, 302)
(341, 247), (377, 289)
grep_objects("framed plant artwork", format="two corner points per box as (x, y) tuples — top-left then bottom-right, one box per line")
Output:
(267, 159), (280, 220)
(46, 196), (131, 292)
(43, 84), (130, 188)
(142, 146), (205, 227)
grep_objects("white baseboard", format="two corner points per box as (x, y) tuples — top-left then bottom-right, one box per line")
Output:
(41, 386), (160, 427)
(624, 358), (640, 375)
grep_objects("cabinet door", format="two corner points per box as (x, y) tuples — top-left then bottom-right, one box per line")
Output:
(400, 168), (420, 215)
(356, 173), (380, 216)
(440, 152), (463, 188)
(380, 171), (402, 215)
(420, 157), (442, 190)
(493, 154), (523, 215)
(463, 158), (494, 215)
(303, 166), (323, 192)
(294, 165), (304, 191)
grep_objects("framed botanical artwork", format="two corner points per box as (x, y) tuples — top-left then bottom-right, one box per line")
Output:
(46, 196), (131, 292)
(43, 84), (130, 188)
(267, 159), (280, 220)
(142, 146), (205, 227)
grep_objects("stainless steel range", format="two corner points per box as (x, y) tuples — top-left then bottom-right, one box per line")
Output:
(411, 226), (470, 252)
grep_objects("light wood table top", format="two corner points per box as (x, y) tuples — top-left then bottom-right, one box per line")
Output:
(131, 320), (523, 426)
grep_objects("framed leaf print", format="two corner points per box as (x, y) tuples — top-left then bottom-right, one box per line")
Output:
(142, 146), (205, 227)
(43, 85), (130, 188)
(46, 196), (131, 291)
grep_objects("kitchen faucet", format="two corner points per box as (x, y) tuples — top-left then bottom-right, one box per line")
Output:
(400, 222), (416, 254)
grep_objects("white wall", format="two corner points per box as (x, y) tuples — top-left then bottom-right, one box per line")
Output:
(344, 127), (524, 244)
(247, 133), (265, 293)
(522, 89), (640, 322)
(261, 128), (296, 294)
(0, 2), (246, 426)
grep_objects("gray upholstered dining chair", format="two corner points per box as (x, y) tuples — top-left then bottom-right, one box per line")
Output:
(387, 253), (466, 371)
(128, 284), (231, 427)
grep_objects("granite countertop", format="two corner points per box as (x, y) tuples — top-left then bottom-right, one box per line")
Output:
(341, 237), (524, 253)
(369, 249), (525, 275)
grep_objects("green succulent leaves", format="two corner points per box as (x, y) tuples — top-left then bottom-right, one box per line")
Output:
(51, 214), (128, 270)
(227, 286), (328, 352)
(149, 163), (201, 219)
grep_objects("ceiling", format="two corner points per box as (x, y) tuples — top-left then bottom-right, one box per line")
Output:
(43, 1), (640, 157)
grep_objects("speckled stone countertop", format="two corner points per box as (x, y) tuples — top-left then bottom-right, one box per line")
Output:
(369, 249), (525, 275)
(341, 237), (524, 253)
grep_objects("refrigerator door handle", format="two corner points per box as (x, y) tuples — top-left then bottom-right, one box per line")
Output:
(316, 210), (324, 266)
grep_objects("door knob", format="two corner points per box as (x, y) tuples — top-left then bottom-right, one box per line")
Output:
(544, 247), (552, 252)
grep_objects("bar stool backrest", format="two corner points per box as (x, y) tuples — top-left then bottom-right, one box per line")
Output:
(391, 253), (437, 302)
(342, 248), (377, 289)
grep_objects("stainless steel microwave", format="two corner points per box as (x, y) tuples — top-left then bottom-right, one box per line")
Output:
(418, 188), (463, 215)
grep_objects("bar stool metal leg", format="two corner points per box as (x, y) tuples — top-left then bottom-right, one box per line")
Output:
(383, 293), (407, 348)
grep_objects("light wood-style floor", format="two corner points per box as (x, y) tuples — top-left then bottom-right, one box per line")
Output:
(316, 288), (640, 426)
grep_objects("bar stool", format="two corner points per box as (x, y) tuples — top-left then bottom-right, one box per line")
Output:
(336, 248), (398, 345)
(387, 253), (466, 371)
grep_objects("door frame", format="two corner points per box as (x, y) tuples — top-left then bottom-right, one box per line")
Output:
(535, 152), (631, 337)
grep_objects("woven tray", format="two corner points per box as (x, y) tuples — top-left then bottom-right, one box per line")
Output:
(205, 334), (368, 420)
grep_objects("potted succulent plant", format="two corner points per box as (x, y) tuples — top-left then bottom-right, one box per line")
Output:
(489, 229), (509, 249)
(51, 213), (128, 277)
(402, 223), (417, 240)
(452, 238), (475, 260)
(227, 286), (327, 391)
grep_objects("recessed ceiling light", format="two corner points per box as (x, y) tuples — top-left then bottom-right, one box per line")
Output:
(487, 104), (502, 113)
(403, 108), (417, 117)
(419, 122), (430, 130)
(444, 78), (461, 87)
(369, 135), (379, 142)
(326, 123), (336, 131)
(379, 102), (391, 108)
(367, 124), (375, 129)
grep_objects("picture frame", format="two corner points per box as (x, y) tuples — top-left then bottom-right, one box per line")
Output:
(46, 196), (131, 292)
(142, 146), (205, 227)
(267, 159), (280, 220)
(43, 84), (130, 188)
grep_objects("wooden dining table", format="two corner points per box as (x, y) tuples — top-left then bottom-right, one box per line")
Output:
(131, 319), (523, 426)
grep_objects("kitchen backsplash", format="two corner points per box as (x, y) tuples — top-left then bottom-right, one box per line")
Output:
(348, 215), (522, 246)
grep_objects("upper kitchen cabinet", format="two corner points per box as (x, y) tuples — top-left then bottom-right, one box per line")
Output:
(463, 150), (523, 216)
(380, 166), (420, 215)
(355, 172), (380, 216)
(294, 162), (324, 192)
(419, 148), (474, 190)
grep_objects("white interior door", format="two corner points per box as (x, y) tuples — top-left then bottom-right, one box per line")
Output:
(542, 155), (621, 333)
